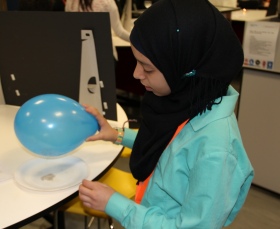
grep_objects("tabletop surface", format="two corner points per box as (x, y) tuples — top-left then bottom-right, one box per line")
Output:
(0, 104), (127, 229)
(231, 9), (277, 21)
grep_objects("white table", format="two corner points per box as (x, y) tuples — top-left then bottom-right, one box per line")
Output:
(112, 34), (130, 47)
(0, 104), (127, 229)
(231, 9), (276, 21)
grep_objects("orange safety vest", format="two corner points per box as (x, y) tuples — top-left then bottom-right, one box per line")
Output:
(135, 119), (189, 204)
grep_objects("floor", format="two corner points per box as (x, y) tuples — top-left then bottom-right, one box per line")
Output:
(20, 89), (280, 229)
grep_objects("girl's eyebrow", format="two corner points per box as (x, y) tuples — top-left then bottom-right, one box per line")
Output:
(137, 59), (153, 68)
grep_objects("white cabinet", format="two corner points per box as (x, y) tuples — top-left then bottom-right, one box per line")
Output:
(238, 68), (280, 194)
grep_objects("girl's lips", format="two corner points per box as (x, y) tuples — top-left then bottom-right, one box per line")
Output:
(141, 82), (152, 91)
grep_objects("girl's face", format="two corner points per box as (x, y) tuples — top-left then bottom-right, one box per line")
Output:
(131, 45), (171, 97)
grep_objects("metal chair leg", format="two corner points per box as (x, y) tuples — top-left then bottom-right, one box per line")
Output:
(108, 216), (114, 229)
(53, 210), (66, 229)
(84, 215), (88, 229)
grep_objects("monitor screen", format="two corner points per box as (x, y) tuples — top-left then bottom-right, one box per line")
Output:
(0, 11), (117, 120)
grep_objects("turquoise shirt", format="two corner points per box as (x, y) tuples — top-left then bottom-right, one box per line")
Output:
(106, 86), (254, 229)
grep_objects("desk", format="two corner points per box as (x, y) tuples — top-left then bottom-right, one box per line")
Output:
(214, 5), (240, 20)
(0, 104), (127, 229)
(231, 9), (278, 43)
(231, 9), (271, 21)
(112, 34), (130, 48)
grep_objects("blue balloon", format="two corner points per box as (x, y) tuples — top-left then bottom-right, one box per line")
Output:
(14, 94), (99, 157)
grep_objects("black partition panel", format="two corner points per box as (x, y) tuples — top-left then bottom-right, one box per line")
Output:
(0, 11), (117, 120)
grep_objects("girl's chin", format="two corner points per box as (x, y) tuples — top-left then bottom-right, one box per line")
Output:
(145, 86), (153, 91)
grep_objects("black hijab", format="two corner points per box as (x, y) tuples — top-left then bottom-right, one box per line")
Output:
(129, 0), (244, 181)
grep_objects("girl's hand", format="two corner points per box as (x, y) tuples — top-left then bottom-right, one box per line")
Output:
(79, 179), (115, 211)
(83, 105), (118, 143)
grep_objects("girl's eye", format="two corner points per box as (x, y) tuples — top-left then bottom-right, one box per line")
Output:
(144, 69), (153, 73)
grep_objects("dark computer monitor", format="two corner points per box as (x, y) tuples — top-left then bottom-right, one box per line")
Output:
(0, 11), (117, 120)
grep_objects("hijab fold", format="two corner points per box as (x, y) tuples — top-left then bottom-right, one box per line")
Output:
(129, 0), (244, 181)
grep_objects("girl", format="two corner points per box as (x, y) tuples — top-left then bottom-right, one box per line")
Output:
(79, 0), (254, 228)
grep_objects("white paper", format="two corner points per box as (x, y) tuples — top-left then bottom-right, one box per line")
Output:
(243, 21), (280, 70)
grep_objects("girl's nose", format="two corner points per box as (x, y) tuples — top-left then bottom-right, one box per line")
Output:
(133, 62), (144, 80)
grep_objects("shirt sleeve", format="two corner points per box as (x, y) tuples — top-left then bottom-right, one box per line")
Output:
(122, 128), (137, 149)
(105, 150), (252, 229)
(106, 0), (130, 41)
